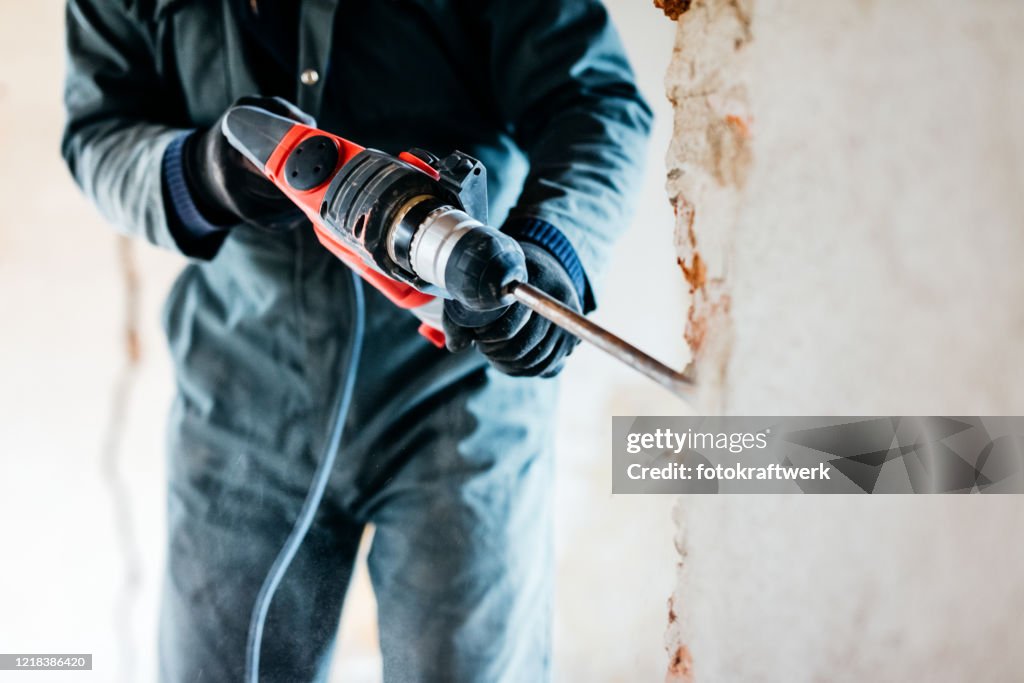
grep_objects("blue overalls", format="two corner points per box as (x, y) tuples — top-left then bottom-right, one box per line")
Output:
(62, 0), (651, 679)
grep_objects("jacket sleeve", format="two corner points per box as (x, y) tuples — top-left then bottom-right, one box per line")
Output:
(487, 0), (653, 309)
(61, 0), (191, 253)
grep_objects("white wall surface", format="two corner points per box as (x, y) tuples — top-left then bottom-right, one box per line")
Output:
(664, 1), (1024, 680)
(0, 2), (684, 681)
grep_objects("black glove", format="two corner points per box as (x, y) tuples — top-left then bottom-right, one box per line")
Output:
(182, 95), (316, 231)
(443, 242), (581, 378)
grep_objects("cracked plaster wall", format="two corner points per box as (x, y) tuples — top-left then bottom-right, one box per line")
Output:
(660, 1), (1024, 681)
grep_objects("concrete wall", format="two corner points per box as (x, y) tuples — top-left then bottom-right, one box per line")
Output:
(0, 2), (683, 682)
(661, 1), (1024, 680)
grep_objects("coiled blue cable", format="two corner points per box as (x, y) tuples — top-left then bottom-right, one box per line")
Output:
(245, 270), (365, 683)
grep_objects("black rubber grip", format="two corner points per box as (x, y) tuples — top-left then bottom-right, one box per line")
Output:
(443, 226), (526, 311)
(221, 105), (295, 167)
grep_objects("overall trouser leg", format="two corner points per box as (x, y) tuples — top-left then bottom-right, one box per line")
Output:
(360, 372), (558, 683)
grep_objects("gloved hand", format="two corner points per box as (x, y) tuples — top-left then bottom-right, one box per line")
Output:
(182, 95), (316, 231)
(443, 242), (581, 378)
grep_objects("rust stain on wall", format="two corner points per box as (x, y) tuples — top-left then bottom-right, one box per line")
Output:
(678, 253), (706, 292)
(675, 198), (706, 292)
(662, 0), (755, 675)
(654, 0), (693, 21)
(665, 0), (753, 408)
(666, 645), (695, 683)
(711, 109), (753, 186)
(683, 294), (732, 356)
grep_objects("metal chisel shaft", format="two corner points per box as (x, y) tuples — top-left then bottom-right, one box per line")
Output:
(508, 281), (696, 400)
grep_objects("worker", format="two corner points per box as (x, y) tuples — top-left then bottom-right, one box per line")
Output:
(62, 0), (651, 680)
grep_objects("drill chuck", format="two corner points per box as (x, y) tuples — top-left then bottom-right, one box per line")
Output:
(315, 147), (525, 312)
(389, 198), (526, 311)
